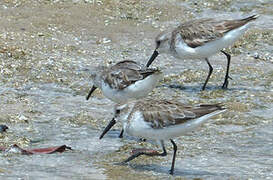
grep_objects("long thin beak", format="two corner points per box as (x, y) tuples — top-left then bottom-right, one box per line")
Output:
(86, 86), (97, 100)
(146, 50), (159, 67)
(99, 118), (117, 139)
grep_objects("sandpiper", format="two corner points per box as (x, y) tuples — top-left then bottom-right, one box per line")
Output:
(99, 99), (226, 175)
(86, 60), (162, 103)
(86, 60), (162, 138)
(146, 15), (259, 90)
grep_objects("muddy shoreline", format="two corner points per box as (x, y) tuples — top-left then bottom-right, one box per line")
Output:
(0, 0), (273, 179)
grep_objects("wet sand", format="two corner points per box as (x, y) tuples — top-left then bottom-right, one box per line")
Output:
(0, 0), (273, 179)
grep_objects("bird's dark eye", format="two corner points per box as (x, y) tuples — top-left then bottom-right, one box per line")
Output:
(116, 109), (121, 114)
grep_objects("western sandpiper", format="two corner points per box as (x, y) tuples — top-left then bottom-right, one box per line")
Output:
(86, 60), (162, 138)
(86, 60), (162, 103)
(99, 99), (226, 175)
(146, 15), (259, 90)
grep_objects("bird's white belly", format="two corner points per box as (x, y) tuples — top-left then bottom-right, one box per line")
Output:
(101, 73), (162, 103)
(126, 109), (226, 140)
(174, 24), (250, 59)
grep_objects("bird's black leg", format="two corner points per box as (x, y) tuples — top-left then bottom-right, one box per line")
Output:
(119, 129), (124, 138)
(221, 50), (232, 89)
(202, 58), (213, 90)
(122, 140), (167, 163)
(169, 139), (177, 175)
(119, 129), (144, 140)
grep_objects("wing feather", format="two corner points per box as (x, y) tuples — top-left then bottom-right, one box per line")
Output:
(104, 60), (160, 89)
(137, 100), (224, 129)
(174, 15), (258, 48)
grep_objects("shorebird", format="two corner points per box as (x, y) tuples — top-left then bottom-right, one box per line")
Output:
(146, 15), (259, 90)
(86, 60), (162, 137)
(99, 99), (226, 175)
(86, 60), (162, 103)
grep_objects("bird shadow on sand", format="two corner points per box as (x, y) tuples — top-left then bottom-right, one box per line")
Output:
(159, 83), (267, 93)
(103, 129), (122, 138)
(118, 163), (232, 178)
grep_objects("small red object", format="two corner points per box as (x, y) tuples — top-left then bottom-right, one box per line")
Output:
(0, 144), (72, 155)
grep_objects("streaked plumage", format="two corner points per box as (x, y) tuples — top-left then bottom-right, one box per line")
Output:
(135, 101), (223, 129)
(147, 15), (259, 90)
(99, 99), (226, 175)
(171, 15), (257, 49)
(86, 60), (162, 103)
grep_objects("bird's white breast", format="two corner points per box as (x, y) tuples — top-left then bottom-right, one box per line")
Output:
(173, 24), (250, 59)
(125, 109), (226, 140)
(101, 73), (162, 103)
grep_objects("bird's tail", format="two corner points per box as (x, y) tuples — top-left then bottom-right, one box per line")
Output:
(241, 14), (259, 22)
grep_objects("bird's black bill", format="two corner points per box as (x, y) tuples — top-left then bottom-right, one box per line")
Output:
(146, 50), (159, 67)
(86, 86), (97, 100)
(99, 118), (117, 139)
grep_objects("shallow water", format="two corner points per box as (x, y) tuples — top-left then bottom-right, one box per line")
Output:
(0, 0), (273, 179)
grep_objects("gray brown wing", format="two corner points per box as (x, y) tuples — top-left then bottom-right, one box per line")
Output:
(105, 60), (160, 89)
(112, 60), (158, 79)
(175, 15), (257, 48)
(139, 100), (224, 129)
(111, 60), (141, 71)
